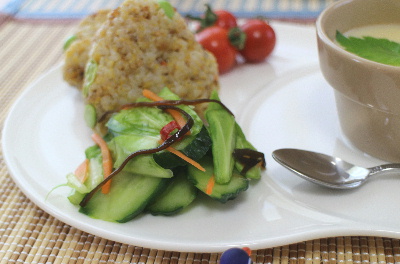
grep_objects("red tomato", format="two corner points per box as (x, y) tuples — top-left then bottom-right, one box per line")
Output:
(196, 26), (237, 74)
(240, 19), (276, 63)
(214, 10), (237, 30)
(190, 6), (237, 32)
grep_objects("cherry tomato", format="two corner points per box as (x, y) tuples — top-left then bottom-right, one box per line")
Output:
(240, 19), (276, 63)
(188, 5), (237, 32)
(196, 26), (237, 74)
(214, 10), (237, 30)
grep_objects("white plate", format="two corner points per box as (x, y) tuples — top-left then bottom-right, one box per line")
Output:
(3, 22), (400, 253)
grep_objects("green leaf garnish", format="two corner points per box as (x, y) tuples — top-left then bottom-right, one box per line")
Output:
(336, 30), (400, 66)
(158, 0), (175, 19)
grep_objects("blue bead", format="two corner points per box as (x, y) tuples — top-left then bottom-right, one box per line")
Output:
(220, 248), (252, 264)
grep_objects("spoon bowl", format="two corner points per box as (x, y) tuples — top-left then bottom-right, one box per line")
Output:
(272, 148), (400, 189)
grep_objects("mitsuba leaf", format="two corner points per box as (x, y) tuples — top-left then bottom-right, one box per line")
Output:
(336, 31), (400, 66)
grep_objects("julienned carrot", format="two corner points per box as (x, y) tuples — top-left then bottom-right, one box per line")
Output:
(74, 159), (89, 183)
(166, 146), (206, 172)
(206, 174), (215, 195)
(142, 89), (187, 128)
(91, 133), (113, 194)
(144, 90), (203, 171)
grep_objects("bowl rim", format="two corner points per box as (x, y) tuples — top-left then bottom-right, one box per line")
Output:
(315, 0), (400, 71)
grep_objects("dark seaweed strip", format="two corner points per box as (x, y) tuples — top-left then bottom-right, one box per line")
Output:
(233, 148), (266, 175)
(98, 98), (233, 123)
(79, 106), (194, 208)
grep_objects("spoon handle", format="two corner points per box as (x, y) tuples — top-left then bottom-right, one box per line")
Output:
(368, 163), (400, 176)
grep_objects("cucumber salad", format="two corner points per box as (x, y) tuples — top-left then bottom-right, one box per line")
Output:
(63, 87), (265, 223)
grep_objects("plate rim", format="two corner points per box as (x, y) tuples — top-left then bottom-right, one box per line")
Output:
(3, 22), (400, 252)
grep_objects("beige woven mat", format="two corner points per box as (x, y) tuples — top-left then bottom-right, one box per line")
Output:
(1, 18), (400, 264)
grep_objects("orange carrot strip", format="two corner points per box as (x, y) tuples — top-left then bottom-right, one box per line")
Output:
(142, 89), (165, 101)
(91, 133), (113, 194)
(142, 89), (187, 128)
(205, 174), (215, 195)
(158, 139), (205, 171)
(74, 159), (89, 183)
(166, 146), (206, 172)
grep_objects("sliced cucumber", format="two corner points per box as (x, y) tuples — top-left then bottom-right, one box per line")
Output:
(205, 109), (236, 184)
(68, 189), (86, 205)
(234, 123), (262, 180)
(205, 90), (236, 184)
(153, 126), (211, 169)
(79, 171), (167, 222)
(147, 169), (198, 216)
(187, 156), (249, 203)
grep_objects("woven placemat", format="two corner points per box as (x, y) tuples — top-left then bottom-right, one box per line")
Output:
(1, 14), (400, 264)
(1, 0), (336, 20)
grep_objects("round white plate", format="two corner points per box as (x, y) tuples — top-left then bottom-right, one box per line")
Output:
(3, 22), (400, 253)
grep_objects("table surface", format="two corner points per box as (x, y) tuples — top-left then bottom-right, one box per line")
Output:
(1, 0), (400, 263)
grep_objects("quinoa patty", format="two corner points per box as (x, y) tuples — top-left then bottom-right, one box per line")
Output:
(81, 0), (219, 133)
(63, 9), (110, 88)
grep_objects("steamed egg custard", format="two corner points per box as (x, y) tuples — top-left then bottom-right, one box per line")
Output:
(345, 23), (400, 43)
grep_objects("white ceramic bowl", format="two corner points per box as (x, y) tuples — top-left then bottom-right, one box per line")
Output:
(316, 0), (400, 162)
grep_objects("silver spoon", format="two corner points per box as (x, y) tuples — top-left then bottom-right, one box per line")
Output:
(272, 148), (400, 189)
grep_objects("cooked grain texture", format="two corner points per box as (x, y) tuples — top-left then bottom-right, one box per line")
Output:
(63, 9), (110, 88)
(81, 0), (219, 133)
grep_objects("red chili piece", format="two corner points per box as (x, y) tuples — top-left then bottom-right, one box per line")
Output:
(160, 120), (181, 141)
